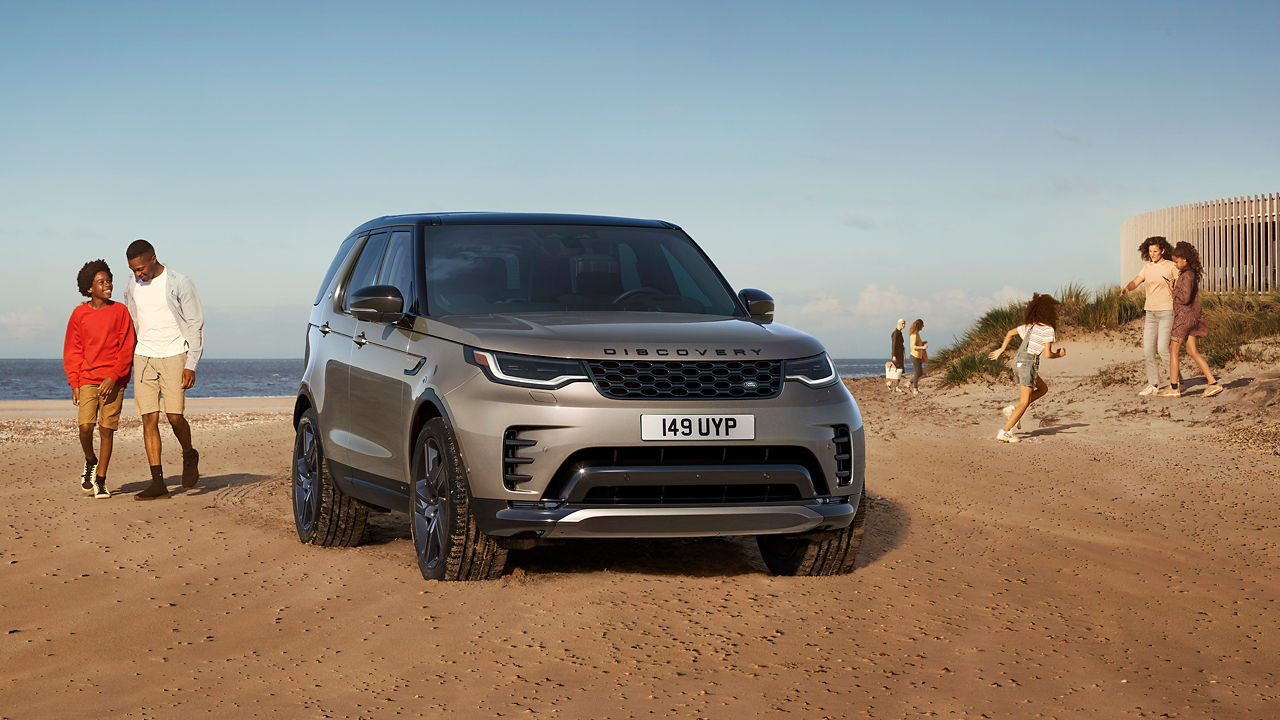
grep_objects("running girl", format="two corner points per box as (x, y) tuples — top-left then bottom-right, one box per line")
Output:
(987, 293), (1066, 443)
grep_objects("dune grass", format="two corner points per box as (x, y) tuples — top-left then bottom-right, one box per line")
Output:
(933, 285), (1278, 386)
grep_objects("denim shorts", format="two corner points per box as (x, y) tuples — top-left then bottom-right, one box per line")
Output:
(1012, 352), (1039, 387)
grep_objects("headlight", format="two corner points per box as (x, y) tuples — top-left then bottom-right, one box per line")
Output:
(784, 353), (838, 387)
(465, 348), (589, 389)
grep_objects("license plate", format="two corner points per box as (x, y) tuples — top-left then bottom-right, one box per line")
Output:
(641, 414), (755, 441)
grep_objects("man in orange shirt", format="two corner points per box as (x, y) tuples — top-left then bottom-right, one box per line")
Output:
(63, 260), (136, 498)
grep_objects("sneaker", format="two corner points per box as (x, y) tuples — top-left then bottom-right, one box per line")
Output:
(1203, 383), (1224, 398)
(1138, 384), (1159, 396)
(135, 478), (170, 501)
(995, 428), (1020, 444)
(94, 478), (110, 499)
(1156, 386), (1182, 397)
(1002, 404), (1022, 430)
(181, 449), (200, 488)
(81, 458), (97, 493)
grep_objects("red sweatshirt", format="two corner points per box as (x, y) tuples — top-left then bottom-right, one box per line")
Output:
(63, 301), (136, 388)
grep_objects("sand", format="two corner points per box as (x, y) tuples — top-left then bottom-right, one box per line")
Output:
(1, 338), (1277, 719)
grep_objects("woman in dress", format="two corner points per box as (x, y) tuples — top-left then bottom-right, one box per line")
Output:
(1160, 242), (1222, 397)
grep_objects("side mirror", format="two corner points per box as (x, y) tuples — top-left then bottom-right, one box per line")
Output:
(738, 288), (774, 324)
(349, 285), (405, 322)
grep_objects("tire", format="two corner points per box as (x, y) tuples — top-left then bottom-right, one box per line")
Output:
(292, 408), (368, 547)
(409, 418), (507, 581)
(757, 490), (869, 576)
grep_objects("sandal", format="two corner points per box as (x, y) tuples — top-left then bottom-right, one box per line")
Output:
(1203, 383), (1223, 398)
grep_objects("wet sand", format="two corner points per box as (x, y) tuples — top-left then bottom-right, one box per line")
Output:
(1, 339), (1277, 718)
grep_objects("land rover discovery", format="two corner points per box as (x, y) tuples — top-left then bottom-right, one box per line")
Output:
(292, 213), (867, 580)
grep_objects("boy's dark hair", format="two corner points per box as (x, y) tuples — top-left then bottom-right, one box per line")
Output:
(1023, 293), (1060, 328)
(1137, 236), (1173, 260)
(126, 239), (155, 260)
(1171, 241), (1203, 303)
(77, 260), (112, 298)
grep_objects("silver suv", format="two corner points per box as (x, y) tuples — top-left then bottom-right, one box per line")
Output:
(292, 213), (867, 580)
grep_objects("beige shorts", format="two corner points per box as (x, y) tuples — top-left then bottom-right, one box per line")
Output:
(133, 353), (187, 415)
(77, 383), (125, 430)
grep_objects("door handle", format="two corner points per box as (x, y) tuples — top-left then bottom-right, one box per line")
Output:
(404, 357), (427, 376)
(319, 322), (331, 335)
(353, 332), (368, 347)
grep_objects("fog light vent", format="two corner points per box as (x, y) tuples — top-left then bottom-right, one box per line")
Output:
(832, 425), (852, 486)
(503, 428), (537, 489)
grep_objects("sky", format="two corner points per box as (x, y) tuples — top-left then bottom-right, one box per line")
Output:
(3, 0), (1278, 358)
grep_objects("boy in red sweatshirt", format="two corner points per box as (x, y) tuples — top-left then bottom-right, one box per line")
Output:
(64, 260), (136, 498)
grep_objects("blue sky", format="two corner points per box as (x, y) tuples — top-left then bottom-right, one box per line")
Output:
(3, 1), (1278, 358)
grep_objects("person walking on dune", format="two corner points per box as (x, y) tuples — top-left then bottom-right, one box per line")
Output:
(988, 293), (1066, 443)
(124, 239), (204, 500)
(887, 318), (906, 392)
(1160, 241), (1223, 398)
(908, 318), (927, 395)
(1121, 236), (1178, 396)
(63, 260), (135, 498)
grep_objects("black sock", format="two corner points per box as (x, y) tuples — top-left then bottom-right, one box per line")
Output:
(1171, 383), (1179, 389)
(150, 465), (164, 481)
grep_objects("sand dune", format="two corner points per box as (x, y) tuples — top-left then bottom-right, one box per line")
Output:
(1, 345), (1277, 718)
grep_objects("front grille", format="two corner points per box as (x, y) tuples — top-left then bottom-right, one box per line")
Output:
(582, 484), (802, 505)
(544, 445), (829, 499)
(586, 360), (782, 400)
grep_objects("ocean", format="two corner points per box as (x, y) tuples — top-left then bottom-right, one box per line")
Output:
(0, 357), (886, 401)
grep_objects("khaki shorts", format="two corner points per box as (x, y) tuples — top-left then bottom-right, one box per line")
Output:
(134, 353), (187, 415)
(77, 383), (125, 430)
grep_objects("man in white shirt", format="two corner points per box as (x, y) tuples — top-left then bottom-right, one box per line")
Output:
(123, 239), (204, 500)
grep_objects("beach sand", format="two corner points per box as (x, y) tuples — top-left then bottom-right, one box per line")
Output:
(1, 338), (1277, 718)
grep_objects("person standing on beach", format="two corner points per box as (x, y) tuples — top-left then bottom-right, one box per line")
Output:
(1160, 241), (1223, 398)
(124, 239), (204, 500)
(908, 318), (927, 394)
(1120, 236), (1178, 396)
(63, 260), (136, 498)
(889, 318), (906, 392)
(988, 293), (1066, 443)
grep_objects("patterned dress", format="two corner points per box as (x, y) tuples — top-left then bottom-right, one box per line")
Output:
(1171, 270), (1208, 341)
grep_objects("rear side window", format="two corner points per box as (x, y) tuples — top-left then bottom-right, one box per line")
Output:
(342, 232), (390, 313)
(314, 234), (363, 306)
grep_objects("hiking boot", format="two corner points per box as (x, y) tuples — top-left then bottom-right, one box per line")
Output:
(995, 428), (1020, 444)
(135, 478), (170, 500)
(181, 449), (200, 488)
(81, 458), (97, 493)
(1156, 386), (1182, 397)
(1138, 384), (1159, 396)
(1002, 404), (1022, 430)
(94, 478), (110, 499)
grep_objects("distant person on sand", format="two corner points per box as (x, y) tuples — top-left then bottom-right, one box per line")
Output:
(124, 239), (204, 500)
(1161, 242), (1223, 398)
(1120, 236), (1178, 397)
(63, 260), (136, 498)
(887, 318), (906, 392)
(908, 318), (927, 394)
(988, 293), (1066, 444)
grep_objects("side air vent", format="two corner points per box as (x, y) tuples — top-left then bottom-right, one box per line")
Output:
(832, 425), (852, 486)
(503, 428), (537, 490)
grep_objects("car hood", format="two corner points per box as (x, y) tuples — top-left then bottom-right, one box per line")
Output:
(422, 312), (827, 360)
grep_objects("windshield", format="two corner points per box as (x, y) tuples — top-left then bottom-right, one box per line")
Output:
(422, 225), (745, 316)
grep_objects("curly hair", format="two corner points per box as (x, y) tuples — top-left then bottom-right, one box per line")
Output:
(1022, 293), (1060, 328)
(1138, 236), (1173, 261)
(908, 318), (924, 335)
(77, 259), (112, 298)
(1171, 241), (1203, 303)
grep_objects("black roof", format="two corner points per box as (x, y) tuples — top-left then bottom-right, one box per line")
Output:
(349, 212), (677, 237)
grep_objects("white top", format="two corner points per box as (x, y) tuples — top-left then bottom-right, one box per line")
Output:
(133, 271), (188, 358)
(1016, 323), (1056, 356)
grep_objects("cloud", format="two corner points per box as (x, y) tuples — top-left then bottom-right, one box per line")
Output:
(1051, 126), (1082, 143)
(0, 307), (52, 340)
(839, 213), (876, 230)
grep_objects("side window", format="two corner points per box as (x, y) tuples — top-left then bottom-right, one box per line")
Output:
(377, 230), (417, 315)
(342, 231), (390, 313)
(314, 234), (362, 306)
